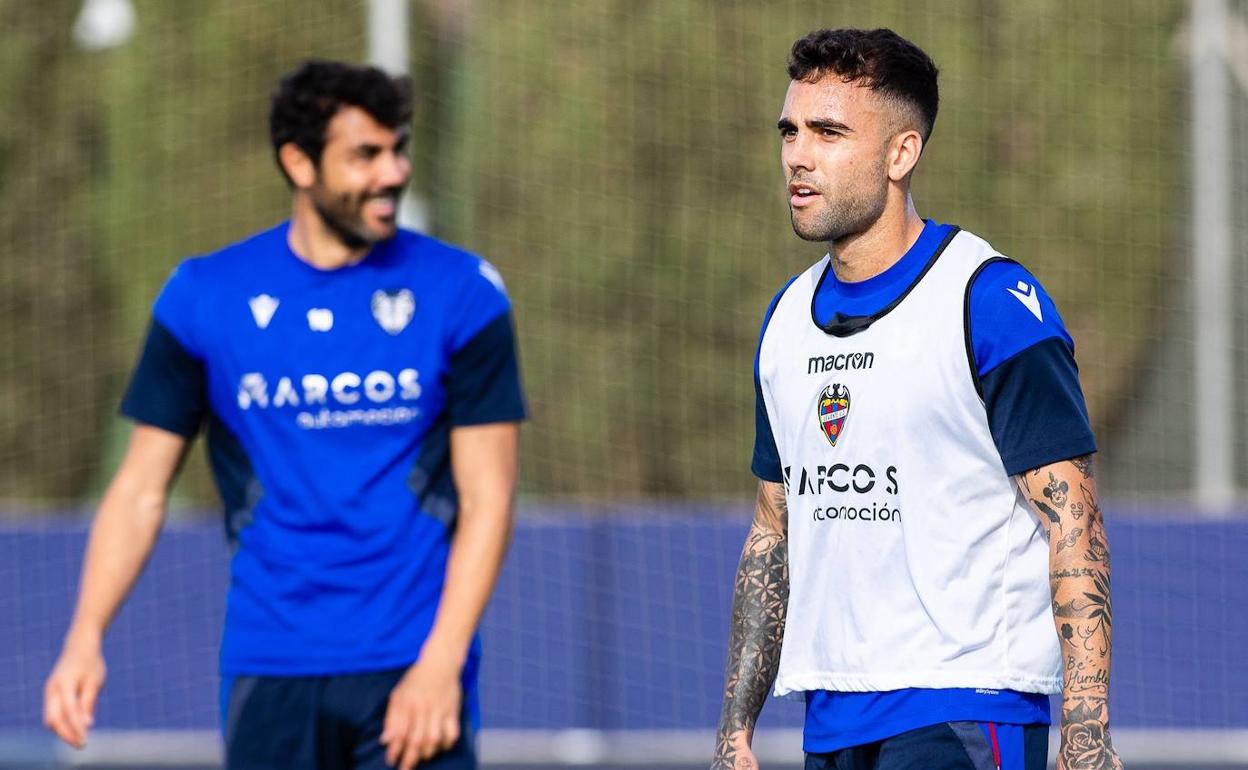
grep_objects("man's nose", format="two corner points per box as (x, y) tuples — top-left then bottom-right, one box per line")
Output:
(379, 151), (410, 187)
(784, 133), (815, 175)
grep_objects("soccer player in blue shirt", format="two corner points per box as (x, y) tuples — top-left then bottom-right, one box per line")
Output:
(712, 30), (1123, 770)
(43, 61), (525, 770)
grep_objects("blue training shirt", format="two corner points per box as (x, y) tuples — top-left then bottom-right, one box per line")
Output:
(120, 222), (526, 715)
(751, 219), (1095, 752)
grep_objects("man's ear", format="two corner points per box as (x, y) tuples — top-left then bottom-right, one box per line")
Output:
(278, 142), (317, 189)
(887, 129), (923, 183)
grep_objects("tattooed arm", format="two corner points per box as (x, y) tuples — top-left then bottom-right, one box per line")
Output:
(1018, 456), (1123, 770)
(711, 480), (790, 770)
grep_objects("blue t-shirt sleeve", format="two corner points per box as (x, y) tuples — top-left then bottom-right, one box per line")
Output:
(447, 311), (527, 426)
(446, 258), (513, 352)
(968, 261), (1096, 475)
(445, 258), (526, 426)
(751, 277), (797, 483)
(119, 264), (208, 437)
(151, 261), (205, 358)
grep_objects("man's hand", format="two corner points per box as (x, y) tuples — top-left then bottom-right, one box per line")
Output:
(377, 422), (516, 768)
(42, 425), (183, 750)
(1058, 701), (1123, 770)
(43, 635), (106, 749)
(711, 731), (759, 770)
(380, 652), (463, 769)
(1058, 730), (1123, 770)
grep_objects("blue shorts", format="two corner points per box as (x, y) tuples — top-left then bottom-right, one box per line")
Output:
(221, 668), (476, 770)
(804, 721), (1047, 770)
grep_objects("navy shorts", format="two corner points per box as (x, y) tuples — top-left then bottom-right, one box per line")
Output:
(221, 667), (476, 770)
(805, 721), (1047, 770)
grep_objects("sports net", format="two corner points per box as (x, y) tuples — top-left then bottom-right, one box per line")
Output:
(1, 0), (1246, 767)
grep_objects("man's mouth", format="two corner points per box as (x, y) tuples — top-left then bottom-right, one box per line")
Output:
(364, 195), (398, 219)
(789, 182), (820, 207)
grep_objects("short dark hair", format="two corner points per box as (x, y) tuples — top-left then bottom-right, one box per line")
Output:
(269, 60), (413, 181)
(787, 29), (939, 140)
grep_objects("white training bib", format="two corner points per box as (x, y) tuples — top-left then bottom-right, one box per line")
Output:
(758, 228), (1061, 697)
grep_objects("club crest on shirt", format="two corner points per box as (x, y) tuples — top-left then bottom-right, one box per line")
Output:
(817, 383), (850, 447)
(371, 289), (415, 335)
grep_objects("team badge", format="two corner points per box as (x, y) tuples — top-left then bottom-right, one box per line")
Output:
(371, 289), (415, 335)
(817, 384), (850, 447)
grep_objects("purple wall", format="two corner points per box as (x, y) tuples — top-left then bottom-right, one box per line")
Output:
(2, 509), (1244, 733)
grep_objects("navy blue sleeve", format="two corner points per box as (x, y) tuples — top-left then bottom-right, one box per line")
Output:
(979, 338), (1097, 475)
(447, 311), (527, 426)
(751, 276), (798, 483)
(119, 319), (208, 438)
(751, 373), (784, 482)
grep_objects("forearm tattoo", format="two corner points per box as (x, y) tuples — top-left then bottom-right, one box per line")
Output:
(712, 483), (789, 770)
(1024, 456), (1121, 770)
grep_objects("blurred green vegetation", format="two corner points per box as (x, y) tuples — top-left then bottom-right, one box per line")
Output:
(0, 0), (1183, 507)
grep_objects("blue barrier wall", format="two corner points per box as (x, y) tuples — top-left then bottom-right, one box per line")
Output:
(2, 510), (1245, 733)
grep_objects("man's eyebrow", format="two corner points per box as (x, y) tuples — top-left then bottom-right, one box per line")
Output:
(775, 117), (854, 133)
(806, 118), (852, 133)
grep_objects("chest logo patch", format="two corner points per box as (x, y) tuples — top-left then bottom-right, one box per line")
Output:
(817, 383), (851, 447)
(371, 289), (416, 335)
(248, 294), (279, 329)
(307, 308), (334, 332)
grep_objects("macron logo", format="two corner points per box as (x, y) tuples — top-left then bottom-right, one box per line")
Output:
(478, 261), (507, 294)
(249, 294), (279, 329)
(1006, 280), (1043, 322)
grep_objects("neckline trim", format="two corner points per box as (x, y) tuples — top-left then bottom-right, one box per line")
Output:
(809, 226), (961, 338)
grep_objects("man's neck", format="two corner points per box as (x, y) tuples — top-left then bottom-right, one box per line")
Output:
(829, 198), (925, 284)
(287, 196), (370, 270)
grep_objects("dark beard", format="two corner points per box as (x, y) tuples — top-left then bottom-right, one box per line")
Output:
(309, 185), (401, 249)
(789, 164), (889, 243)
(791, 190), (886, 243)
(312, 191), (375, 250)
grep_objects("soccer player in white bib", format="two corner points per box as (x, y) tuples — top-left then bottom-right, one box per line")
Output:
(712, 29), (1122, 770)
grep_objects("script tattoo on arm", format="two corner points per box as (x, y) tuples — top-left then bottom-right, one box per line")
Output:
(1020, 455), (1122, 770)
(712, 480), (789, 770)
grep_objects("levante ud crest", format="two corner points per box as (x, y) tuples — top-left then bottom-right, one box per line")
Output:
(817, 383), (850, 447)
(372, 289), (415, 335)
